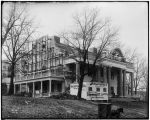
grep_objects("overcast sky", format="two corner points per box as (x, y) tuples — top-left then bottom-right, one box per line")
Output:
(3, 2), (148, 58)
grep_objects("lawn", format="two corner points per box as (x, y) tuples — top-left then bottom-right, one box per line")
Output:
(2, 96), (148, 118)
(2, 96), (98, 118)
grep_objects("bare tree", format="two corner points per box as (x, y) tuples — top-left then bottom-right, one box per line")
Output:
(133, 58), (144, 94)
(2, 3), (23, 46)
(2, 3), (36, 95)
(140, 59), (148, 89)
(122, 45), (148, 96)
(61, 8), (118, 99)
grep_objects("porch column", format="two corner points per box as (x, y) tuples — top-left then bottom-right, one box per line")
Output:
(76, 62), (80, 82)
(104, 66), (107, 83)
(62, 81), (65, 92)
(97, 67), (100, 82)
(118, 69), (123, 96)
(131, 72), (133, 96)
(14, 84), (16, 94)
(107, 67), (111, 96)
(41, 81), (43, 97)
(33, 82), (35, 97)
(20, 84), (21, 93)
(26, 83), (28, 93)
(49, 80), (51, 96)
(123, 70), (126, 96)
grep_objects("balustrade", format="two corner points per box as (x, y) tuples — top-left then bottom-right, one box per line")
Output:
(19, 68), (64, 81)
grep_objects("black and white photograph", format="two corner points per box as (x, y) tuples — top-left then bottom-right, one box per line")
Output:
(1, 1), (148, 119)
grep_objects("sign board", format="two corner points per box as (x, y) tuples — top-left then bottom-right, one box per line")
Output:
(70, 82), (108, 101)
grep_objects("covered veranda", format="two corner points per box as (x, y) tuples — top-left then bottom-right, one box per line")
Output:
(14, 77), (65, 97)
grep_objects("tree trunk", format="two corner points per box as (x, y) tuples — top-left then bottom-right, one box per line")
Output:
(77, 74), (84, 99)
(8, 64), (15, 95)
(77, 62), (85, 99)
(134, 87), (137, 95)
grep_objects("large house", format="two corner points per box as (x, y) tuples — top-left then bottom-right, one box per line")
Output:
(14, 35), (134, 98)
(2, 60), (11, 93)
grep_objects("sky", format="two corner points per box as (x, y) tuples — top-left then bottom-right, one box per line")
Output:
(3, 2), (148, 59)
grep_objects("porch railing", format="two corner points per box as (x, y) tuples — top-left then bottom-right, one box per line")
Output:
(17, 68), (64, 81)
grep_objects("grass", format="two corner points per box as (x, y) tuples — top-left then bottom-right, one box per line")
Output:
(2, 96), (98, 118)
(110, 97), (147, 109)
(2, 96), (148, 118)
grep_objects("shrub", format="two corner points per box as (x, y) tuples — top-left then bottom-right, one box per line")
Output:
(14, 92), (32, 97)
(2, 83), (8, 95)
(50, 92), (85, 100)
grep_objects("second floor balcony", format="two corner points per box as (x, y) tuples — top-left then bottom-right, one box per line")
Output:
(15, 68), (64, 82)
(15, 67), (75, 82)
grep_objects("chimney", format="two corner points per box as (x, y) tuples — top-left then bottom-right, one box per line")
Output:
(54, 36), (60, 43)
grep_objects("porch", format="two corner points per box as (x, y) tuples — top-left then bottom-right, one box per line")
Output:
(14, 79), (65, 97)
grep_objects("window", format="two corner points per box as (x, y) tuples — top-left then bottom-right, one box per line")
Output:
(89, 87), (92, 91)
(96, 88), (100, 92)
(103, 88), (107, 92)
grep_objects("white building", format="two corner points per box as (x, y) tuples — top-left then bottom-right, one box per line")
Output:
(14, 35), (134, 98)
(2, 60), (11, 93)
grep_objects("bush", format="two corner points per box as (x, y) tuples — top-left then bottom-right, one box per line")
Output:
(14, 92), (32, 97)
(2, 83), (8, 95)
(50, 92), (85, 100)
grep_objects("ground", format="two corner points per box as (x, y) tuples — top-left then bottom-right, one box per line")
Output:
(2, 96), (148, 119)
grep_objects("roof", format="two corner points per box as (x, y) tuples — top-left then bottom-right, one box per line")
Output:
(2, 60), (10, 64)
